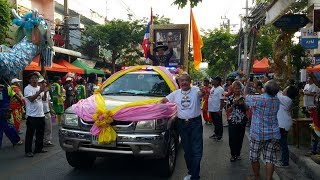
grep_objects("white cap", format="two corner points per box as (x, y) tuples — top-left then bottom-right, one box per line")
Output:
(66, 77), (72, 81)
(38, 77), (45, 83)
(11, 78), (22, 84)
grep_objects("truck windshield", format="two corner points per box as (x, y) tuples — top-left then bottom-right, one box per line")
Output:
(101, 73), (171, 97)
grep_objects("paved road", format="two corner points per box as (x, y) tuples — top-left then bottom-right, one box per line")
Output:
(1, 121), (257, 180)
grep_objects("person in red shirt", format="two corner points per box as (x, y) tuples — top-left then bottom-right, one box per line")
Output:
(10, 78), (25, 133)
(202, 78), (212, 125)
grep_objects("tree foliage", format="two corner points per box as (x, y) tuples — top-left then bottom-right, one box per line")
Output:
(80, 15), (172, 73)
(172, 0), (202, 8)
(201, 28), (237, 78)
(255, 25), (279, 60)
(0, 0), (11, 45)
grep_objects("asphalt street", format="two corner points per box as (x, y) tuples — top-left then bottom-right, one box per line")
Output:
(1, 120), (259, 180)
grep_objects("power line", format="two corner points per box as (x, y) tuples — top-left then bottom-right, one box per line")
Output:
(119, 0), (138, 20)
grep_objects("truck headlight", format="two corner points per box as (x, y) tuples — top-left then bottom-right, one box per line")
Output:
(63, 114), (79, 127)
(136, 120), (155, 130)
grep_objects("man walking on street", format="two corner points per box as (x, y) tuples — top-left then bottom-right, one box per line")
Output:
(245, 80), (280, 180)
(24, 72), (48, 157)
(208, 76), (225, 141)
(0, 77), (23, 148)
(160, 72), (205, 180)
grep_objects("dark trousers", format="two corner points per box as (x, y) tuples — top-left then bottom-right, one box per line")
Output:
(280, 128), (289, 165)
(312, 131), (320, 153)
(177, 116), (203, 180)
(228, 123), (246, 157)
(210, 112), (223, 138)
(25, 116), (45, 153)
(0, 117), (20, 147)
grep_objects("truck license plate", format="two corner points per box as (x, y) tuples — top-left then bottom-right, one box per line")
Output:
(91, 135), (116, 147)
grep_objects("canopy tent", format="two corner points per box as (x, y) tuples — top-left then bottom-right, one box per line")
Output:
(25, 55), (68, 72)
(253, 58), (259, 65)
(56, 59), (85, 74)
(253, 57), (269, 73)
(72, 59), (104, 75)
(307, 64), (320, 72)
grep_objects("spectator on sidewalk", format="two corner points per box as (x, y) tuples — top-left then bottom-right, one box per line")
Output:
(51, 76), (64, 125)
(303, 77), (318, 117)
(64, 77), (74, 109)
(159, 72), (205, 180)
(10, 78), (25, 134)
(276, 85), (298, 168)
(226, 81), (248, 162)
(245, 79), (280, 180)
(24, 72), (49, 157)
(40, 78), (55, 147)
(208, 76), (225, 141)
(0, 77), (23, 148)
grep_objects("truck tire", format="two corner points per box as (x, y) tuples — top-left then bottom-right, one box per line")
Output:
(66, 152), (96, 169)
(158, 136), (177, 177)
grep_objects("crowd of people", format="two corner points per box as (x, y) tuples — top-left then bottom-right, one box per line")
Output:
(0, 71), (102, 157)
(169, 72), (320, 180)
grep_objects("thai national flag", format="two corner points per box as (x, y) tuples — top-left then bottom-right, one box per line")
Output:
(142, 8), (153, 63)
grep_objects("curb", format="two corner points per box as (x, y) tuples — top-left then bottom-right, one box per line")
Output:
(289, 146), (320, 180)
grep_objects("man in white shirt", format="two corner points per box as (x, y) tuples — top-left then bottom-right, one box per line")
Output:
(303, 77), (318, 117)
(160, 72), (205, 180)
(24, 72), (49, 157)
(208, 76), (225, 141)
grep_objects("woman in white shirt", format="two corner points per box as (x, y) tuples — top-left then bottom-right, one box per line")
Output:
(277, 85), (298, 167)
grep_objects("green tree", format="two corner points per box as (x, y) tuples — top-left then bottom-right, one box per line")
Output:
(201, 28), (237, 78)
(0, 0), (11, 45)
(80, 19), (145, 73)
(255, 25), (279, 60)
(173, 0), (202, 8)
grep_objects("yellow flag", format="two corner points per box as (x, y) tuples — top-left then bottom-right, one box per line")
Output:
(191, 10), (203, 70)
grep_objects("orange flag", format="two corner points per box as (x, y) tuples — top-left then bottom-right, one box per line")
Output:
(191, 10), (203, 70)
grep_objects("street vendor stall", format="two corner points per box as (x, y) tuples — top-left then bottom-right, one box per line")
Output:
(253, 57), (269, 73)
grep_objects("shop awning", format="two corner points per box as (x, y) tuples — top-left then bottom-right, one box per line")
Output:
(253, 57), (269, 73)
(56, 59), (85, 74)
(72, 59), (104, 75)
(307, 64), (320, 72)
(25, 56), (68, 72)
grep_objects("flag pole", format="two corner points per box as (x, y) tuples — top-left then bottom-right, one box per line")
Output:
(150, 7), (154, 56)
(188, 7), (192, 73)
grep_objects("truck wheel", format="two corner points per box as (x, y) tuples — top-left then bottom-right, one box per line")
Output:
(159, 136), (177, 177)
(66, 152), (96, 169)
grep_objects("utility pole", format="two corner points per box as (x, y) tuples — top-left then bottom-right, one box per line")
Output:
(64, 0), (70, 49)
(105, 0), (108, 22)
(238, 15), (243, 71)
(243, 0), (249, 76)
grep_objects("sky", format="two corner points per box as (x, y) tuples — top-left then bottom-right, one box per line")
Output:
(67, 0), (253, 32)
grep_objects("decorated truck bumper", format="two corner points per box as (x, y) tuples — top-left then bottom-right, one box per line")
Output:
(59, 127), (168, 158)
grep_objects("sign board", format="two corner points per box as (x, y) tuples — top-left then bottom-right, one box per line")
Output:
(300, 28), (319, 49)
(273, 14), (310, 30)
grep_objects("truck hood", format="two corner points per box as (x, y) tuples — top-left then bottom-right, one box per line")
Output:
(65, 95), (159, 114)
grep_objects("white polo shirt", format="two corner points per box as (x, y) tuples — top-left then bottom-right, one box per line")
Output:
(24, 84), (44, 117)
(208, 86), (224, 112)
(166, 86), (201, 119)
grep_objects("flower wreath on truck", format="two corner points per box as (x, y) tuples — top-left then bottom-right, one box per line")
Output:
(72, 65), (178, 144)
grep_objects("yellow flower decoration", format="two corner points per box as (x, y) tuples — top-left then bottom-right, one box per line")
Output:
(92, 108), (116, 144)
